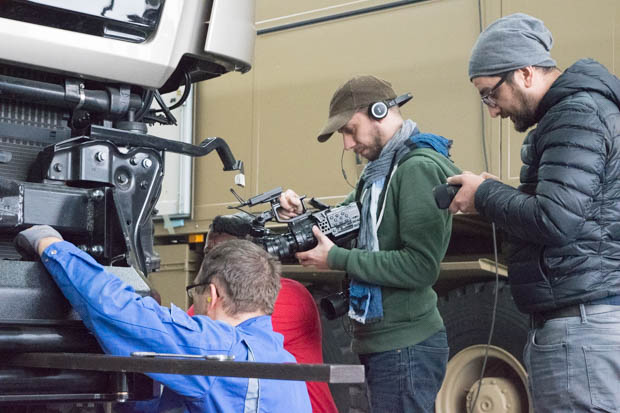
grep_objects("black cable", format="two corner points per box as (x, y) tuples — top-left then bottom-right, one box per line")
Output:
(468, 222), (499, 411)
(341, 307), (354, 339)
(135, 89), (154, 122)
(150, 72), (191, 116)
(101, 0), (115, 16)
(341, 149), (356, 189)
(141, 114), (172, 125)
(168, 71), (192, 111)
(469, 11), (496, 405)
(151, 90), (177, 125)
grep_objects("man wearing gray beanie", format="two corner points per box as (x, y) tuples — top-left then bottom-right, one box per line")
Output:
(448, 12), (620, 413)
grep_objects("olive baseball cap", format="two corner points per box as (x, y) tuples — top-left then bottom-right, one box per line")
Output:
(317, 75), (398, 142)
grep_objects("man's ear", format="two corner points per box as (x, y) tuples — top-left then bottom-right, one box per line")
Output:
(518, 66), (535, 88)
(208, 283), (218, 309)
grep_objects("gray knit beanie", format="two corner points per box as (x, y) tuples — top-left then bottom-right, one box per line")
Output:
(468, 13), (556, 80)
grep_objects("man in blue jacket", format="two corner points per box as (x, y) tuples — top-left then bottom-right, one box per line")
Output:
(448, 13), (620, 413)
(16, 225), (311, 413)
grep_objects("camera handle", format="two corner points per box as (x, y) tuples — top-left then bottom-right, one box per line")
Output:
(229, 186), (308, 224)
(308, 197), (330, 210)
(271, 195), (308, 223)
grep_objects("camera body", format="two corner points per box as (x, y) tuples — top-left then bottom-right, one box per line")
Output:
(231, 187), (360, 263)
(254, 203), (360, 263)
(229, 188), (358, 319)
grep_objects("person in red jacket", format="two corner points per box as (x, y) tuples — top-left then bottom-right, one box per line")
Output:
(187, 214), (337, 413)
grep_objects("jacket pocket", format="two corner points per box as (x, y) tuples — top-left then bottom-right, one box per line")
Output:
(506, 239), (552, 312)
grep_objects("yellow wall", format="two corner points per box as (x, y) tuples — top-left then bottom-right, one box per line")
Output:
(179, 0), (620, 232)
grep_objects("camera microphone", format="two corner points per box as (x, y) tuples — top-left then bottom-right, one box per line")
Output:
(432, 183), (461, 209)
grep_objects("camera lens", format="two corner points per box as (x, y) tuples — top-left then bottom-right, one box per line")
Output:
(320, 292), (349, 320)
(289, 218), (318, 252)
(260, 233), (297, 262)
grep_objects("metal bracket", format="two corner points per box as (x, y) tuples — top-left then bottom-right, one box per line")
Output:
(90, 125), (244, 171)
(36, 137), (163, 275)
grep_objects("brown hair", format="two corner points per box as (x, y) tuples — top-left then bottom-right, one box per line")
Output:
(194, 239), (281, 315)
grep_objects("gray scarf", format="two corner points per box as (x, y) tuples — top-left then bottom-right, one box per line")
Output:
(358, 119), (417, 250)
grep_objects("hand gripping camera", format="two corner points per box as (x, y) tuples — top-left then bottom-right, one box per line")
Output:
(230, 187), (360, 263)
(432, 183), (462, 209)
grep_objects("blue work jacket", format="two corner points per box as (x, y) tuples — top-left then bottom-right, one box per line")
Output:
(41, 241), (312, 413)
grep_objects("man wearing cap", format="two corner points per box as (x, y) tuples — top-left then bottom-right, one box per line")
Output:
(279, 75), (460, 412)
(448, 13), (620, 412)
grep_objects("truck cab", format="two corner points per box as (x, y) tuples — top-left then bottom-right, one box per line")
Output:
(0, 0), (255, 408)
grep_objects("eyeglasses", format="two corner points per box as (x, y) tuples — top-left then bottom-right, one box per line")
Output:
(186, 282), (210, 300)
(480, 72), (510, 108)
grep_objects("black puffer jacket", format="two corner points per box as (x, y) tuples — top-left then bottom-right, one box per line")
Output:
(475, 59), (620, 313)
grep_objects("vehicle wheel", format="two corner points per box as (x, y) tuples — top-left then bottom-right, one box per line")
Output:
(436, 280), (531, 413)
(309, 285), (369, 413)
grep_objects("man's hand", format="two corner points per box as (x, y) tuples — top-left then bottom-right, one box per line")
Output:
(278, 189), (304, 220)
(15, 225), (63, 258)
(446, 173), (486, 214)
(295, 226), (334, 269)
(480, 172), (500, 181)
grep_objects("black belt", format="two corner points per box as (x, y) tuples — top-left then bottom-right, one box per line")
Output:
(531, 297), (620, 328)
(535, 305), (580, 321)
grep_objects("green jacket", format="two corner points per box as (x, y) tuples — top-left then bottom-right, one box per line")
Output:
(327, 148), (461, 354)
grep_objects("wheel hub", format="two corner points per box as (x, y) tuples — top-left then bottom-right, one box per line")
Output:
(466, 377), (521, 413)
(435, 344), (531, 413)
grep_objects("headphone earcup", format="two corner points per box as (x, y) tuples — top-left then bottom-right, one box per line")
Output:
(369, 101), (388, 120)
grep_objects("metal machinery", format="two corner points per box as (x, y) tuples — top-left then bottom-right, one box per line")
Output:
(0, 0), (255, 408)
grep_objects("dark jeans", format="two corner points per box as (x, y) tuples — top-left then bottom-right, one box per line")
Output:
(358, 328), (449, 413)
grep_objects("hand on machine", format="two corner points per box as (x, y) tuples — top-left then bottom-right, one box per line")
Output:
(14, 225), (63, 260)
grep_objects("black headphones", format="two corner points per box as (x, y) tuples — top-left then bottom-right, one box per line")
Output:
(368, 93), (413, 120)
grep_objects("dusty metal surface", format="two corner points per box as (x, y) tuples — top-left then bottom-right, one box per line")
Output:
(6, 352), (366, 384)
(0, 260), (149, 322)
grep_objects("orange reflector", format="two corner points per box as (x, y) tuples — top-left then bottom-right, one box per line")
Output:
(188, 234), (204, 243)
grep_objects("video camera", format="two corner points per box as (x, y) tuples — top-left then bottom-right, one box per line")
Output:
(230, 187), (360, 263)
(433, 183), (461, 209)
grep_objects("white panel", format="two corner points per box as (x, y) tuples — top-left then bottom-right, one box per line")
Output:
(205, 0), (257, 71)
(150, 87), (194, 218)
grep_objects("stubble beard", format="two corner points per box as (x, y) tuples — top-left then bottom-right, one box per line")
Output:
(510, 86), (538, 133)
(363, 126), (385, 162)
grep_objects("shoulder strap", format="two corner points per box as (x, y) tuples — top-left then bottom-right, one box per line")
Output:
(398, 139), (421, 166)
(376, 150), (402, 214)
(355, 138), (421, 210)
(355, 140), (419, 214)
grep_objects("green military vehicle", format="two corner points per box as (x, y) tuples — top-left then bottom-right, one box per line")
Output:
(152, 1), (620, 412)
